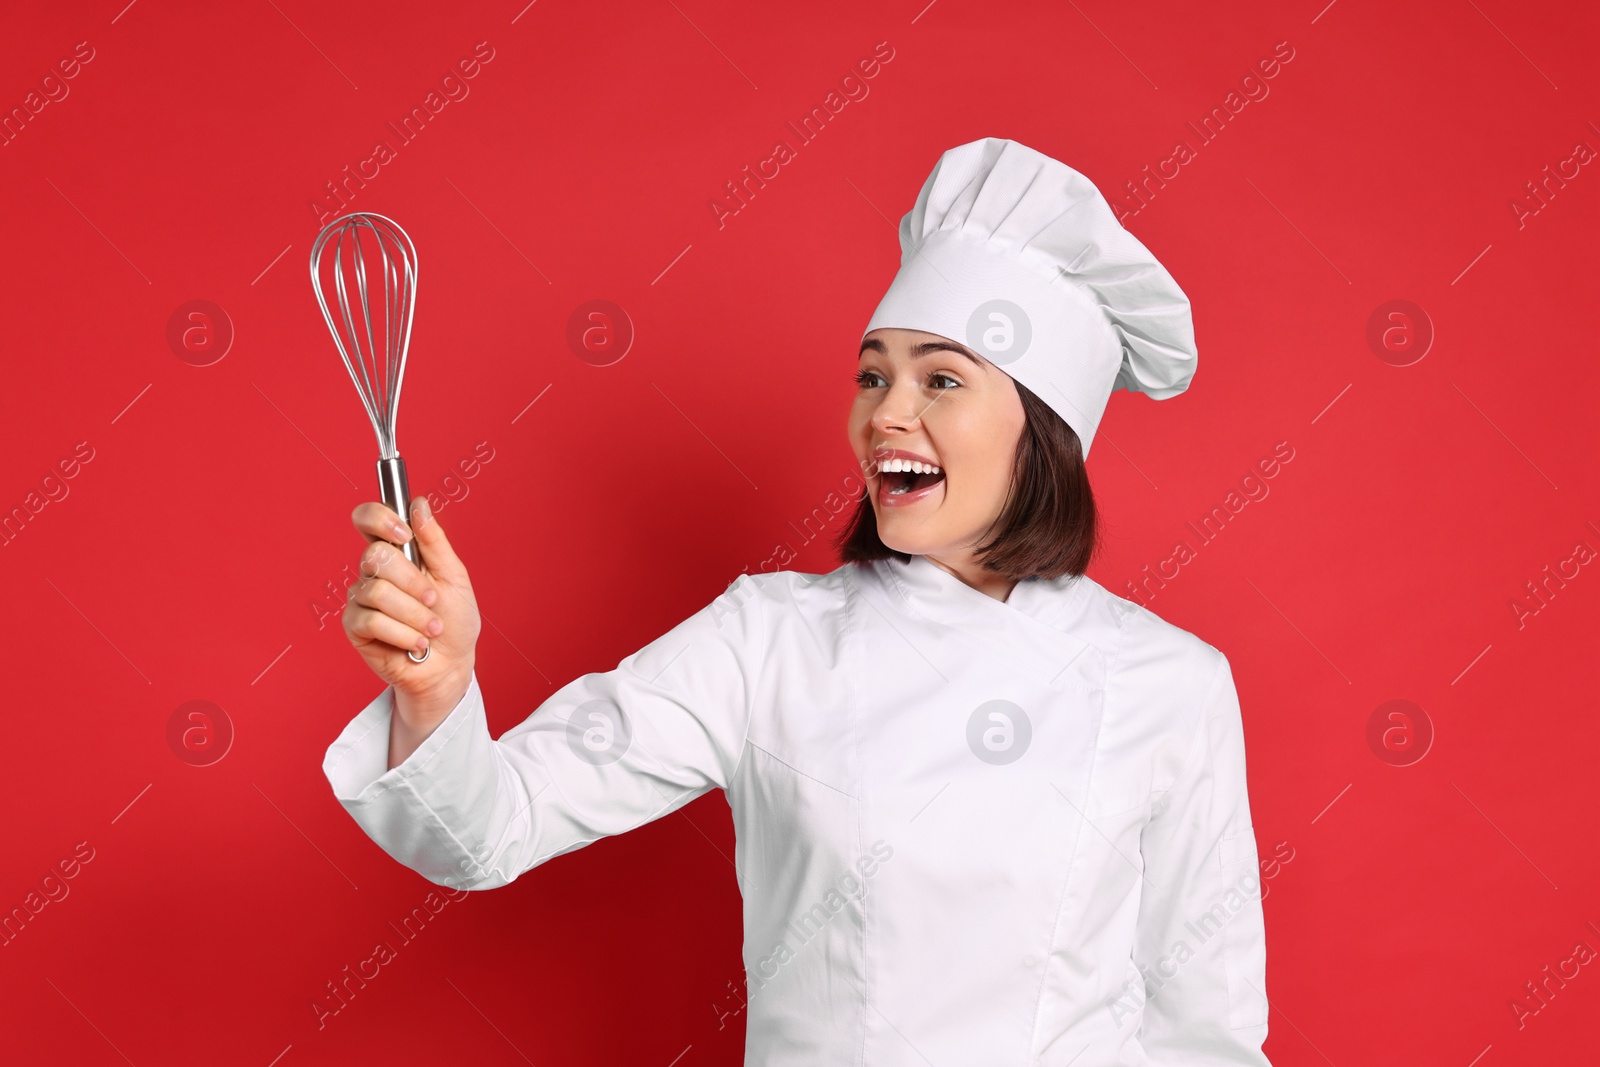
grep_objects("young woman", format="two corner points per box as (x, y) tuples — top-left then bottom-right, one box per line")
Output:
(324, 138), (1273, 1065)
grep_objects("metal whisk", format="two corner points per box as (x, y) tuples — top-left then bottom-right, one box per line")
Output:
(310, 211), (429, 663)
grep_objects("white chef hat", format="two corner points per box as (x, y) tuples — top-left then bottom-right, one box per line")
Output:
(861, 137), (1197, 458)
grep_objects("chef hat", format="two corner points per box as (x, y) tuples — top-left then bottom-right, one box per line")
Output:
(861, 137), (1197, 458)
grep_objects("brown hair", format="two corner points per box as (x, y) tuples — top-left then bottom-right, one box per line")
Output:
(833, 378), (1099, 581)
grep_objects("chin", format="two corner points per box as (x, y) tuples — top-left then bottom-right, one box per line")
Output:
(874, 523), (935, 558)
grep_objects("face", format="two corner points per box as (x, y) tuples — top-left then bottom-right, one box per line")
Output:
(849, 328), (1027, 571)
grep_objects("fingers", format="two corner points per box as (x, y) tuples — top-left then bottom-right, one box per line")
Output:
(345, 601), (431, 657)
(352, 500), (414, 546)
(344, 498), (471, 666)
(349, 575), (442, 644)
(406, 497), (467, 583)
(357, 537), (437, 607)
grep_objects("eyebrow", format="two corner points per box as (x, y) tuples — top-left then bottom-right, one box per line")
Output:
(858, 337), (985, 366)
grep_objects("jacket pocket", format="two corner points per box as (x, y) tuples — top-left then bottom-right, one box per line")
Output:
(1218, 824), (1256, 867)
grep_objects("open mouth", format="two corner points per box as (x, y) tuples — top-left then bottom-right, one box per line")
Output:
(882, 467), (947, 496)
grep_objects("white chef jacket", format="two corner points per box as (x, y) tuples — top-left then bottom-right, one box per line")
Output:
(323, 554), (1273, 1065)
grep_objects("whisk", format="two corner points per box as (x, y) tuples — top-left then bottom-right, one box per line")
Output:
(310, 211), (430, 663)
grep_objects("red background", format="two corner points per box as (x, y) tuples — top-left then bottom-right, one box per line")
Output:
(3, 0), (1596, 1063)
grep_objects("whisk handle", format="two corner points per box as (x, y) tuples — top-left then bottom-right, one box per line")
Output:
(376, 455), (431, 664)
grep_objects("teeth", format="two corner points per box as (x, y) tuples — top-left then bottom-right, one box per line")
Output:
(878, 457), (941, 475)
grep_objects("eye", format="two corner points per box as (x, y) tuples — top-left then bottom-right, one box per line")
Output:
(854, 368), (963, 390)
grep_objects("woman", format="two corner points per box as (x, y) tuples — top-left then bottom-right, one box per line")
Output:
(324, 137), (1273, 1065)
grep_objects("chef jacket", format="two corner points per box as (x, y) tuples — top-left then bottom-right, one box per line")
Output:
(323, 554), (1273, 1065)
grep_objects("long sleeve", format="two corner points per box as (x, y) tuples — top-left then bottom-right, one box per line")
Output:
(1131, 650), (1272, 1065)
(322, 573), (769, 890)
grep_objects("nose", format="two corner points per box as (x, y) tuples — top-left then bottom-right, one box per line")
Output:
(870, 377), (934, 436)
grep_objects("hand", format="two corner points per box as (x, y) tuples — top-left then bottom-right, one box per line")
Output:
(343, 496), (480, 721)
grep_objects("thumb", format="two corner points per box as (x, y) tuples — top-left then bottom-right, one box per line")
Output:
(408, 496), (467, 583)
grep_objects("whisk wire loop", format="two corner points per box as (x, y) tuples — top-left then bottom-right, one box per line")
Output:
(310, 211), (429, 664)
(312, 213), (419, 461)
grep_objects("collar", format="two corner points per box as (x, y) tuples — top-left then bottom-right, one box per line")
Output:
(874, 553), (1093, 637)
(856, 553), (1103, 688)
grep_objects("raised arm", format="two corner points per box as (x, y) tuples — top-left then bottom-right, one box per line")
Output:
(325, 496), (768, 890)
